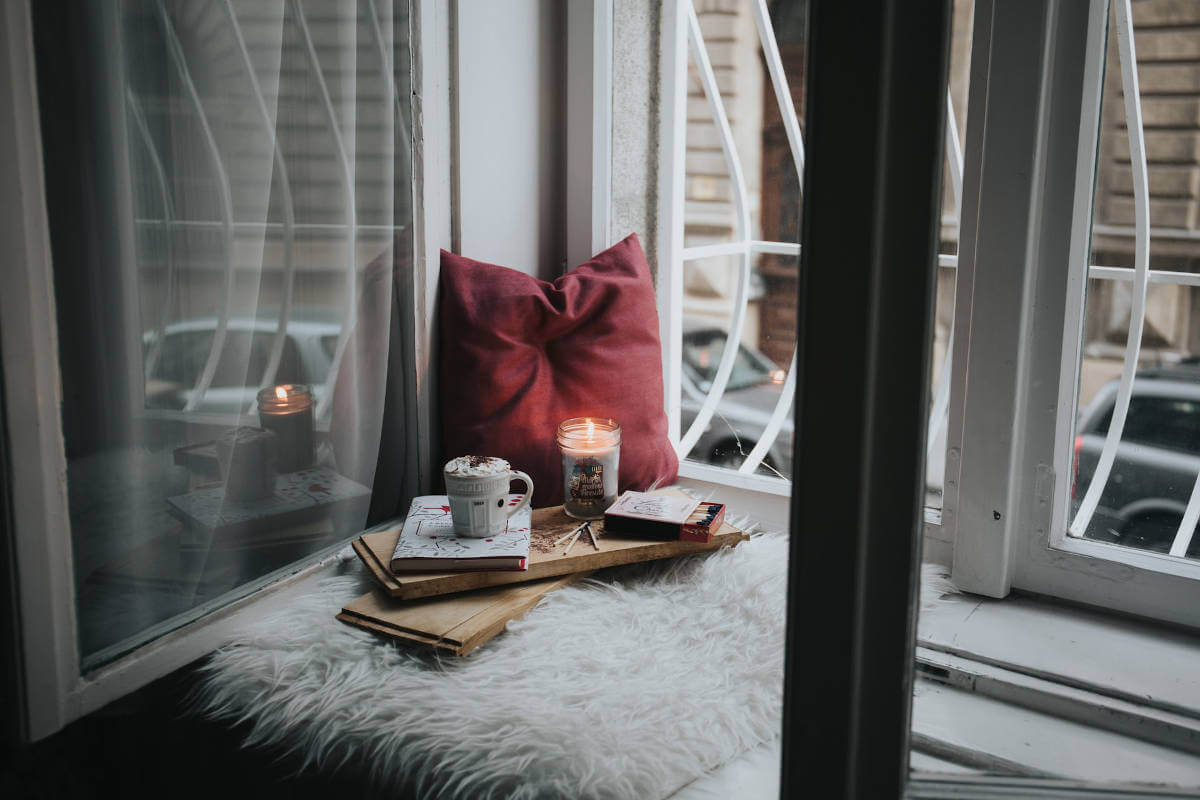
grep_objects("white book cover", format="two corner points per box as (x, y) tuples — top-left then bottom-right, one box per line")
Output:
(605, 491), (700, 524)
(389, 495), (532, 572)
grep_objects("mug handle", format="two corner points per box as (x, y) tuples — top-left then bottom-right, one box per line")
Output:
(505, 471), (534, 519)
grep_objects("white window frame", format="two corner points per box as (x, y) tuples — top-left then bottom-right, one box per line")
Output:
(944, 0), (1200, 629)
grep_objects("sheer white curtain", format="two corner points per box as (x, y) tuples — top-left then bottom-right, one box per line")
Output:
(60, 0), (410, 667)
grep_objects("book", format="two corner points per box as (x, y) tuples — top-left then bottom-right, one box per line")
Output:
(337, 572), (589, 656)
(602, 491), (702, 538)
(389, 495), (532, 572)
(166, 466), (371, 537)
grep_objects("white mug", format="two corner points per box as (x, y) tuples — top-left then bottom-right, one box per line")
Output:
(443, 456), (534, 537)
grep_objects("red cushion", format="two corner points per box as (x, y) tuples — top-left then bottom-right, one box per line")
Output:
(439, 234), (678, 506)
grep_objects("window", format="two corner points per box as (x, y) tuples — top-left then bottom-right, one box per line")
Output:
(945, 0), (1200, 627)
(0, 0), (439, 739)
(51, 0), (414, 669)
(658, 0), (806, 486)
(658, 0), (972, 496)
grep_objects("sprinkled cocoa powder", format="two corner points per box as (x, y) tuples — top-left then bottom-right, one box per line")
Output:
(530, 531), (562, 555)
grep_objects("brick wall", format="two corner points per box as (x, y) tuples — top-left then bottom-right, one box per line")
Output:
(1087, 0), (1200, 358)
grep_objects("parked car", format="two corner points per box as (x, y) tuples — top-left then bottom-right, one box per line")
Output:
(143, 318), (340, 413)
(1073, 363), (1200, 558)
(679, 318), (792, 477)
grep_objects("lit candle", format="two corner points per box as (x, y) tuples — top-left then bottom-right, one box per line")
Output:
(557, 417), (621, 519)
(257, 384), (315, 473)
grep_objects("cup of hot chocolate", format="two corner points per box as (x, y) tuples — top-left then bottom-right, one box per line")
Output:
(443, 455), (534, 538)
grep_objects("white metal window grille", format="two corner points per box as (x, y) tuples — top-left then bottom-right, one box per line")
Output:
(664, 0), (964, 486)
(1061, 0), (1200, 563)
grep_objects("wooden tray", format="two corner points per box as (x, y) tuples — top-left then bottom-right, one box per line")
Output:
(336, 572), (588, 656)
(351, 490), (749, 600)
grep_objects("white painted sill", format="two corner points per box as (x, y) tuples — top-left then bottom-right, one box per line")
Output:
(916, 588), (1200, 782)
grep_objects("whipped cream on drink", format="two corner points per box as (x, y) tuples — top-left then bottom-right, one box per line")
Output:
(444, 455), (510, 477)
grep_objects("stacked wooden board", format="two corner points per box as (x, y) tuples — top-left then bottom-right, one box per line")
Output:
(339, 490), (749, 655)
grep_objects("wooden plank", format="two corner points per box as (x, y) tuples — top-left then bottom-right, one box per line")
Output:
(352, 495), (749, 599)
(336, 572), (587, 655)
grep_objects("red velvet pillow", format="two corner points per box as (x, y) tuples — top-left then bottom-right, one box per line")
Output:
(439, 234), (678, 507)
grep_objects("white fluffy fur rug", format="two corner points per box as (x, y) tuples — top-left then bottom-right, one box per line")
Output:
(192, 524), (955, 799)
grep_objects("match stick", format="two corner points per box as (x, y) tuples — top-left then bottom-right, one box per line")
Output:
(586, 521), (600, 550)
(563, 527), (584, 554)
(554, 522), (587, 546)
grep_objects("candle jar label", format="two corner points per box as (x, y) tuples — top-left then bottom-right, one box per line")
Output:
(560, 449), (619, 519)
(569, 457), (606, 503)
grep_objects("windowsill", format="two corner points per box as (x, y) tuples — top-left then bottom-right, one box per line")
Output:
(915, 589), (1200, 784)
(919, 591), (1200, 717)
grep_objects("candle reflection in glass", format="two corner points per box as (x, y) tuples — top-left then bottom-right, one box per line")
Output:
(257, 384), (314, 473)
(557, 417), (621, 519)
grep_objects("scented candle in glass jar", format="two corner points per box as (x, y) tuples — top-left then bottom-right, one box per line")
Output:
(557, 417), (621, 519)
(257, 384), (315, 472)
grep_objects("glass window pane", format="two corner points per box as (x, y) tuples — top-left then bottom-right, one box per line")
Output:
(677, 0), (966, 493)
(679, 0), (803, 479)
(46, 0), (412, 669)
(1068, 0), (1200, 564)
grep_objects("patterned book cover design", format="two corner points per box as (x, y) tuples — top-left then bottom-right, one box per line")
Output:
(391, 495), (532, 562)
(605, 491), (699, 524)
(168, 466), (370, 530)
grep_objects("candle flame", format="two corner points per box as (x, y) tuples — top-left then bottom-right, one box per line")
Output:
(275, 385), (289, 401)
(586, 419), (595, 438)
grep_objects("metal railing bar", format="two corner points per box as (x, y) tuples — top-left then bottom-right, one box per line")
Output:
(677, 3), (754, 461)
(366, 0), (411, 180)
(680, 241), (747, 259)
(1070, 0), (1153, 540)
(753, 240), (801, 255)
(218, 0), (299, 411)
(1088, 265), (1200, 287)
(925, 91), (966, 474)
(737, 0), (804, 474)
(1169, 488), (1200, 557)
(680, 239), (800, 260)
(127, 89), (177, 383)
(737, 350), (795, 474)
(292, 0), (358, 419)
(944, 87), (964, 214)
(939, 256), (1200, 289)
(156, 1), (237, 413)
(751, 0), (804, 177)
